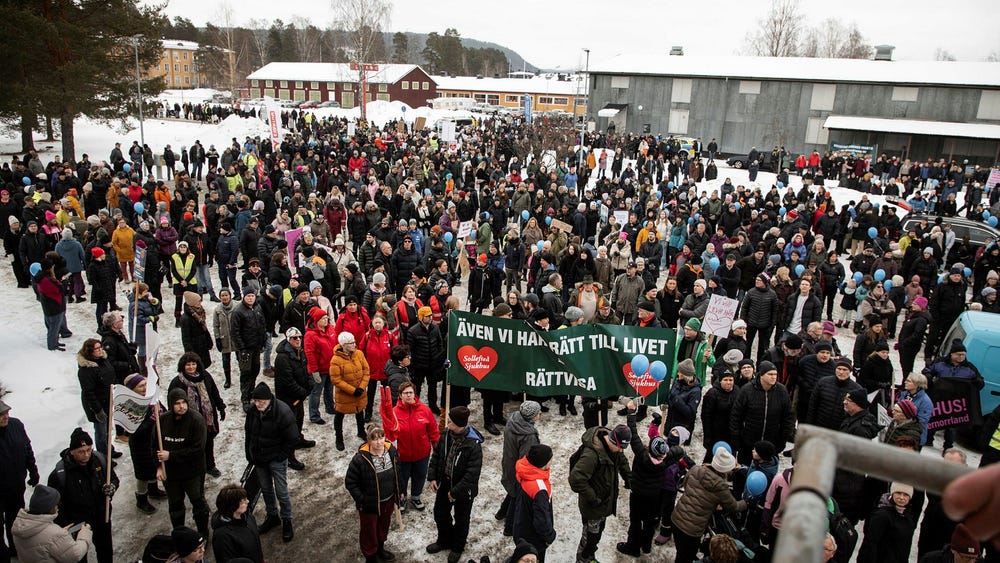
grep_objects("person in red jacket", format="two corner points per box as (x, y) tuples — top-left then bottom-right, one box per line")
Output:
(360, 315), (397, 423)
(334, 296), (370, 346)
(305, 307), (336, 425)
(808, 151), (821, 174)
(384, 381), (439, 512)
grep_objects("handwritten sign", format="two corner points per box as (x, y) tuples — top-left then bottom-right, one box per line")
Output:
(550, 218), (572, 232)
(702, 294), (740, 338)
(457, 221), (474, 239)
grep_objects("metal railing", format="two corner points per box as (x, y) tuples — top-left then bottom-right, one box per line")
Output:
(772, 425), (974, 563)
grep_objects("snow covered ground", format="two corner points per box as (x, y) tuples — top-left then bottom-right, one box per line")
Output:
(0, 117), (981, 562)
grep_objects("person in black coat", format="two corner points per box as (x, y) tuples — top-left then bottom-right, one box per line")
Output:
(179, 291), (214, 369)
(664, 360), (701, 442)
(808, 356), (864, 431)
(118, 374), (166, 514)
(0, 401), (40, 563)
(781, 279), (822, 339)
(858, 344), (894, 395)
(273, 330), (315, 466)
(700, 372), (737, 463)
(97, 312), (139, 382)
(345, 427), (401, 563)
(794, 342), (837, 424)
(729, 361), (795, 465)
(916, 449), (970, 559)
(157, 388), (210, 540)
(211, 484), (264, 563)
(834, 390), (880, 524)
(857, 482), (918, 563)
(231, 289), (267, 407)
(169, 352), (225, 477)
(740, 275), (780, 362)
(76, 338), (117, 459)
(407, 312), (445, 414)
(47, 428), (118, 563)
(425, 407), (483, 561)
(244, 382), (299, 541)
(512, 445), (557, 563)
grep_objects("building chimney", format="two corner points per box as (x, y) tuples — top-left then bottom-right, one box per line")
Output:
(874, 45), (895, 61)
(669, 46), (684, 56)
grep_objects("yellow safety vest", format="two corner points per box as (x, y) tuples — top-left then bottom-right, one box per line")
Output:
(171, 253), (196, 285)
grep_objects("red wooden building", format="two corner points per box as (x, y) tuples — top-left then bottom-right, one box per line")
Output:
(245, 62), (437, 108)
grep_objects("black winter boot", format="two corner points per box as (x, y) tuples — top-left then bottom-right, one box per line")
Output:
(224, 369), (232, 389)
(135, 493), (156, 514)
(334, 416), (345, 451)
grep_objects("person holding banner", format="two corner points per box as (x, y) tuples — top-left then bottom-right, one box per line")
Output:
(924, 340), (984, 451)
(120, 374), (167, 515)
(76, 338), (118, 461)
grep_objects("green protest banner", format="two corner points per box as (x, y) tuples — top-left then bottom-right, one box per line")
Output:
(446, 310), (677, 405)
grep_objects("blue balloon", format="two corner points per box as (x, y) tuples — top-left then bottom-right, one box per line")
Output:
(734, 202), (741, 211)
(868, 227), (878, 239)
(469, 229), (476, 238)
(29, 262), (42, 276)
(874, 269), (886, 282)
(123, 163), (131, 173)
(938, 275), (945, 284)
(649, 360), (668, 382)
(694, 213), (701, 221)
(794, 264), (805, 276)
(133, 202), (144, 214)
(991, 216), (999, 228)
(21, 177), (30, 185)
(655, 192), (662, 199)
(779, 207), (786, 216)
(964, 267), (972, 278)
(984, 210), (992, 219)
(631, 354), (650, 377)
(521, 210), (530, 220)
(545, 216), (552, 226)
(688, 218), (695, 225)
(667, 182), (675, 189)
(424, 189), (431, 196)
(873, 202), (881, 209)
(853, 271), (863, 283)
(776, 181), (784, 189)
(883, 280), (893, 291)
(746, 471), (769, 496)
(709, 257), (720, 270)
(443, 232), (453, 243)
(482, 212), (490, 220)
(712, 441), (733, 456)
(536, 241), (544, 251)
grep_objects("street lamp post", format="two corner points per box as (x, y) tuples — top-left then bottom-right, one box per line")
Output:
(132, 34), (146, 172)
(577, 48), (590, 181)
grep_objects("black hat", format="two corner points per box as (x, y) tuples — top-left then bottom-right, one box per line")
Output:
(526, 444), (553, 468)
(346, 263), (359, 275)
(449, 406), (470, 427)
(845, 390), (869, 409)
(875, 340), (890, 352)
(865, 313), (883, 327)
(753, 440), (776, 460)
(784, 334), (803, 350)
(171, 526), (204, 558)
(757, 360), (777, 376)
(815, 341), (833, 353)
(836, 358), (853, 371)
(251, 382), (273, 400)
(529, 308), (550, 322)
(28, 485), (60, 514)
(507, 541), (539, 563)
(637, 300), (656, 313)
(69, 427), (93, 450)
(738, 358), (755, 369)
(950, 339), (966, 354)
(345, 295), (359, 305)
(609, 424), (632, 448)
(521, 293), (539, 305)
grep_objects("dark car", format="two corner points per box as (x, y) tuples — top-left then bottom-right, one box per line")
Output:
(725, 155), (785, 171)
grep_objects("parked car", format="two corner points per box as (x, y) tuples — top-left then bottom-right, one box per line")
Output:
(725, 154), (784, 171)
(318, 100), (341, 108)
(278, 99), (300, 108)
(670, 136), (701, 159)
(900, 212), (1000, 251)
(298, 101), (318, 109)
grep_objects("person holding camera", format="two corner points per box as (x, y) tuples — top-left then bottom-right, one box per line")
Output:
(12, 485), (92, 563)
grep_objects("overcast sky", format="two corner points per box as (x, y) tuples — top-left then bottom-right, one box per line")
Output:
(160, 0), (999, 70)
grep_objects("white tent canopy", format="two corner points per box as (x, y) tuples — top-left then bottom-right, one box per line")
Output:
(824, 115), (1000, 140)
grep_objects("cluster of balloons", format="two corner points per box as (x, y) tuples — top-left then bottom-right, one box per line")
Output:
(630, 354), (668, 382)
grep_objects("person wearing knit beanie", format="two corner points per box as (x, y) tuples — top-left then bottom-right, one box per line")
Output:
(526, 444), (553, 468)
(896, 399), (918, 419)
(711, 448), (737, 473)
(948, 523), (981, 558)
(518, 400), (541, 420)
(124, 373), (146, 391)
(448, 406), (470, 427)
(27, 485), (61, 515)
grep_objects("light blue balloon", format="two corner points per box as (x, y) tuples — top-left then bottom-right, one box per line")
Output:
(536, 241), (544, 251)
(779, 207), (786, 216)
(424, 189), (431, 196)
(631, 354), (650, 377)
(649, 360), (668, 382)
(656, 192), (662, 199)
(133, 202), (144, 214)
(984, 210), (992, 219)
(443, 232), (453, 243)
(776, 181), (784, 189)
(713, 441), (732, 455)
(883, 280), (893, 291)
(734, 202), (742, 211)
(938, 275), (945, 284)
(709, 257), (720, 270)
(964, 267), (972, 278)
(469, 229), (476, 238)
(874, 269), (886, 282)
(853, 271), (863, 283)
(868, 227), (878, 239)
(667, 182), (674, 189)
(29, 262), (42, 276)
(483, 212), (490, 220)
(21, 177), (30, 185)
(688, 218), (695, 225)
(795, 264), (805, 276)
(545, 216), (552, 226)
(991, 216), (999, 228)
(521, 210), (530, 220)
(694, 213), (701, 221)
(746, 471), (769, 496)
(123, 163), (131, 173)
(873, 202), (880, 209)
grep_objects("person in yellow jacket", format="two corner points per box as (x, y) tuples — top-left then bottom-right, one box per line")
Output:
(110, 218), (136, 282)
(170, 241), (197, 324)
(329, 331), (370, 451)
(635, 221), (659, 252)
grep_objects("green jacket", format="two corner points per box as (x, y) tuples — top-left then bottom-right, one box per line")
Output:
(568, 426), (632, 520)
(674, 336), (716, 386)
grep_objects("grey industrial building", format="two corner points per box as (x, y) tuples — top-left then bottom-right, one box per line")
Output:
(587, 50), (1000, 164)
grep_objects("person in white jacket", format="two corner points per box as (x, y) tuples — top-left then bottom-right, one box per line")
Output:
(12, 485), (92, 563)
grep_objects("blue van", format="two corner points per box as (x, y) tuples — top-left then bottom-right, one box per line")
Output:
(940, 311), (1000, 417)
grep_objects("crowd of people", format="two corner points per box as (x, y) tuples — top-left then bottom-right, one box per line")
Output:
(0, 112), (998, 563)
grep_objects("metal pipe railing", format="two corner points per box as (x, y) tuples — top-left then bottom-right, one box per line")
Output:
(771, 424), (975, 563)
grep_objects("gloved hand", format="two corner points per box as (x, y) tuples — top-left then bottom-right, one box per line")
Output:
(353, 387), (364, 397)
(27, 473), (39, 487)
(95, 411), (108, 424)
(220, 409), (227, 421)
(102, 483), (117, 498)
(893, 342), (900, 350)
(311, 372), (322, 385)
(217, 340), (224, 352)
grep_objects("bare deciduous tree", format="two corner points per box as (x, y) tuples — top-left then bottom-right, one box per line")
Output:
(290, 16), (322, 62)
(800, 19), (872, 59)
(203, 1), (246, 95)
(333, 0), (391, 118)
(743, 0), (803, 57)
(246, 18), (271, 67)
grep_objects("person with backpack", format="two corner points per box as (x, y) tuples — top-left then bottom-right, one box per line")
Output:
(567, 423), (632, 563)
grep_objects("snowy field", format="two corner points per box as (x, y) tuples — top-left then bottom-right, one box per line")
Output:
(0, 116), (981, 563)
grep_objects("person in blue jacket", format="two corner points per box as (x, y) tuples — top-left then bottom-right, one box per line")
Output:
(899, 373), (934, 447)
